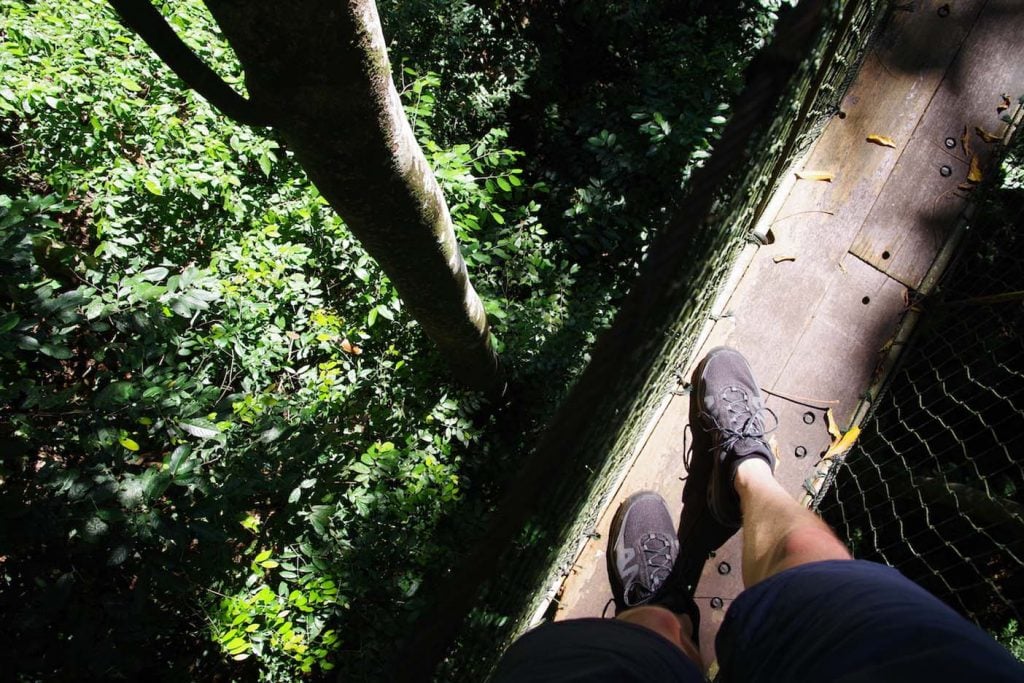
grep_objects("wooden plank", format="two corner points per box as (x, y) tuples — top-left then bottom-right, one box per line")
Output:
(851, 0), (1024, 286)
(773, 253), (909, 427)
(714, 0), (981, 389)
(692, 533), (743, 668)
(850, 136), (968, 286)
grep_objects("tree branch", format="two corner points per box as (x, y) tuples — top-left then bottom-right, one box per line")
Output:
(107, 0), (271, 127)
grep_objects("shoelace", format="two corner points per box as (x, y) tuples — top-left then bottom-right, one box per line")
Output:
(710, 385), (778, 456)
(624, 533), (674, 607)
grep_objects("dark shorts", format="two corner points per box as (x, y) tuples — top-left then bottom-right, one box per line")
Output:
(492, 560), (1024, 682)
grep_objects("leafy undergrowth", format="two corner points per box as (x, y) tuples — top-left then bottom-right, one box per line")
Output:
(0, 0), (782, 680)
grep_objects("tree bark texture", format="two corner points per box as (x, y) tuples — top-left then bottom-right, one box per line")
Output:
(196, 0), (502, 393)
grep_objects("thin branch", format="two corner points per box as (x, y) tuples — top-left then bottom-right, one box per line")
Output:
(107, 0), (271, 127)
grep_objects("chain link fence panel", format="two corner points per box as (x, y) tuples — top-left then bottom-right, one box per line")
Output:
(819, 136), (1024, 651)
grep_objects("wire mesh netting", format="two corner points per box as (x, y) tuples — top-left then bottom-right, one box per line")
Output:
(818, 143), (1024, 642)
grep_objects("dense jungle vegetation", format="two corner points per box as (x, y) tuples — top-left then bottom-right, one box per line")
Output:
(1, 1), (791, 679)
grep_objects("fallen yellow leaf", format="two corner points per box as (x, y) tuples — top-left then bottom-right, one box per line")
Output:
(795, 171), (834, 182)
(824, 425), (861, 461)
(866, 134), (896, 148)
(975, 126), (1001, 144)
(967, 154), (983, 183)
(823, 408), (860, 460)
(773, 255), (796, 263)
(997, 94), (1011, 114)
(961, 125), (972, 157)
(825, 408), (841, 441)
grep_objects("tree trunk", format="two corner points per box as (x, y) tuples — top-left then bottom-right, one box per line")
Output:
(115, 0), (503, 394)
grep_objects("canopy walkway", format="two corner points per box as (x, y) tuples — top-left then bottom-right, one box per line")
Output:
(398, 2), (1024, 678)
(555, 0), (1024, 668)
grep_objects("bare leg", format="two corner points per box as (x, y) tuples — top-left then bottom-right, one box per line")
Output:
(735, 458), (851, 587)
(617, 606), (702, 667)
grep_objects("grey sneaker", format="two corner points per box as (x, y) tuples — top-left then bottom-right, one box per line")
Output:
(696, 347), (777, 528)
(607, 491), (679, 612)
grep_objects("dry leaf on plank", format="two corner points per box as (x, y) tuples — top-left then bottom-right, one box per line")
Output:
(824, 408), (861, 461)
(961, 125), (972, 157)
(795, 171), (834, 182)
(866, 134), (896, 148)
(773, 255), (796, 263)
(975, 126), (1001, 144)
(968, 155), (984, 183)
(997, 94), (1011, 114)
(826, 408), (841, 441)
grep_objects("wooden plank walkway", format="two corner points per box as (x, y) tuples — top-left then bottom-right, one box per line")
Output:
(553, 0), (1024, 670)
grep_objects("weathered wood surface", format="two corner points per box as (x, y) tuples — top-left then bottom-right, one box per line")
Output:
(851, 0), (1024, 286)
(554, 0), (1023, 670)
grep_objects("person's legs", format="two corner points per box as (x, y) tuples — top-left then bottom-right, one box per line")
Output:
(695, 346), (851, 586)
(606, 491), (703, 669)
(696, 347), (1024, 682)
(734, 458), (850, 587)
(492, 489), (707, 683)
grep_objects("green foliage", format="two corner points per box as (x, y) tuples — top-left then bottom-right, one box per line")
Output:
(0, 1), (575, 679)
(998, 621), (1024, 662)
(0, 0), (782, 680)
(213, 545), (343, 675)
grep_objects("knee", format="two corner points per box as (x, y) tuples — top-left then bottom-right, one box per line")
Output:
(617, 605), (701, 666)
(776, 524), (852, 570)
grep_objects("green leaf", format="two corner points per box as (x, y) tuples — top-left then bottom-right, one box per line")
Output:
(496, 177), (511, 192)
(40, 343), (73, 359)
(119, 437), (140, 452)
(96, 381), (134, 407)
(491, 211), (505, 225)
(140, 266), (169, 282)
(225, 636), (248, 652)
(84, 299), (105, 320)
(143, 470), (171, 499)
(143, 178), (163, 196)
(168, 445), (192, 475)
(0, 313), (20, 334)
(254, 549), (273, 563)
(179, 418), (221, 439)
(260, 560), (279, 569)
